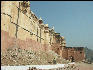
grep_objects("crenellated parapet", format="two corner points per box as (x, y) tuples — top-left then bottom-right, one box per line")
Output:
(1, 1), (85, 62)
(20, 1), (30, 14)
(61, 36), (66, 47)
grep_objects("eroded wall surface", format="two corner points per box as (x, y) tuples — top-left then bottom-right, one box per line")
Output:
(62, 47), (85, 62)
(1, 1), (51, 53)
(1, 1), (64, 53)
(1, 1), (84, 62)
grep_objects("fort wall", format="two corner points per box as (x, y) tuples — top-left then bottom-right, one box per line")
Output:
(1, 1), (52, 53)
(62, 47), (85, 62)
(1, 1), (84, 62)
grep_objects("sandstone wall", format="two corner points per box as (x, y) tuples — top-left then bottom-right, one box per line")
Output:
(62, 47), (85, 62)
(1, 1), (51, 52)
(1, 1), (84, 62)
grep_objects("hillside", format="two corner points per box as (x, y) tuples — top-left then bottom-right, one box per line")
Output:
(84, 47), (93, 63)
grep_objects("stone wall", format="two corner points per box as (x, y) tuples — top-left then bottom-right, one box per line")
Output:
(62, 47), (85, 62)
(1, 1), (58, 53)
(1, 1), (84, 62)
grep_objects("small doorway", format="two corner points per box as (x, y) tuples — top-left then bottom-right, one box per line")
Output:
(69, 56), (74, 62)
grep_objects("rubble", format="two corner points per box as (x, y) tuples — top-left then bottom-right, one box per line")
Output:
(1, 46), (69, 66)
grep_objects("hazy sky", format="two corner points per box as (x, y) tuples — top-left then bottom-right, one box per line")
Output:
(30, 1), (93, 50)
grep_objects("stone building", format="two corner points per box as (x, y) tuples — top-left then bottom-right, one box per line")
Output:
(1, 1), (84, 62)
(62, 47), (85, 62)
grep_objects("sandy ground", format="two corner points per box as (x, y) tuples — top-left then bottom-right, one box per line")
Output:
(74, 62), (93, 70)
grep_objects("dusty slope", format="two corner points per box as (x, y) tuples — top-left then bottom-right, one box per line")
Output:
(1, 45), (69, 66)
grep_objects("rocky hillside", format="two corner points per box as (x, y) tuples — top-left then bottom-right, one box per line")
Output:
(84, 47), (93, 63)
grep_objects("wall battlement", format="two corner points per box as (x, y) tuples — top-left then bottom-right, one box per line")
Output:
(1, 1), (84, 62)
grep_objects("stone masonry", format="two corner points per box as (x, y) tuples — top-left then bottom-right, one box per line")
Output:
(1, 1), (84, 62)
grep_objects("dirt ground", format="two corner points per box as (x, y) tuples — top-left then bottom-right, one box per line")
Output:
(74, 62), (93, 70)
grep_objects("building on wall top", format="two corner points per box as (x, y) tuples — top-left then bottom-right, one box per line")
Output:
(44, 24), (49, 33)
(61, 36), (66, 47)
(20, 1), (30, 14)
(39, 17), (43, 24)
(54, 33), (61, 43)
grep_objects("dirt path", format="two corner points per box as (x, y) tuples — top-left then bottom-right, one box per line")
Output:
(74, 62), (93, 70)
